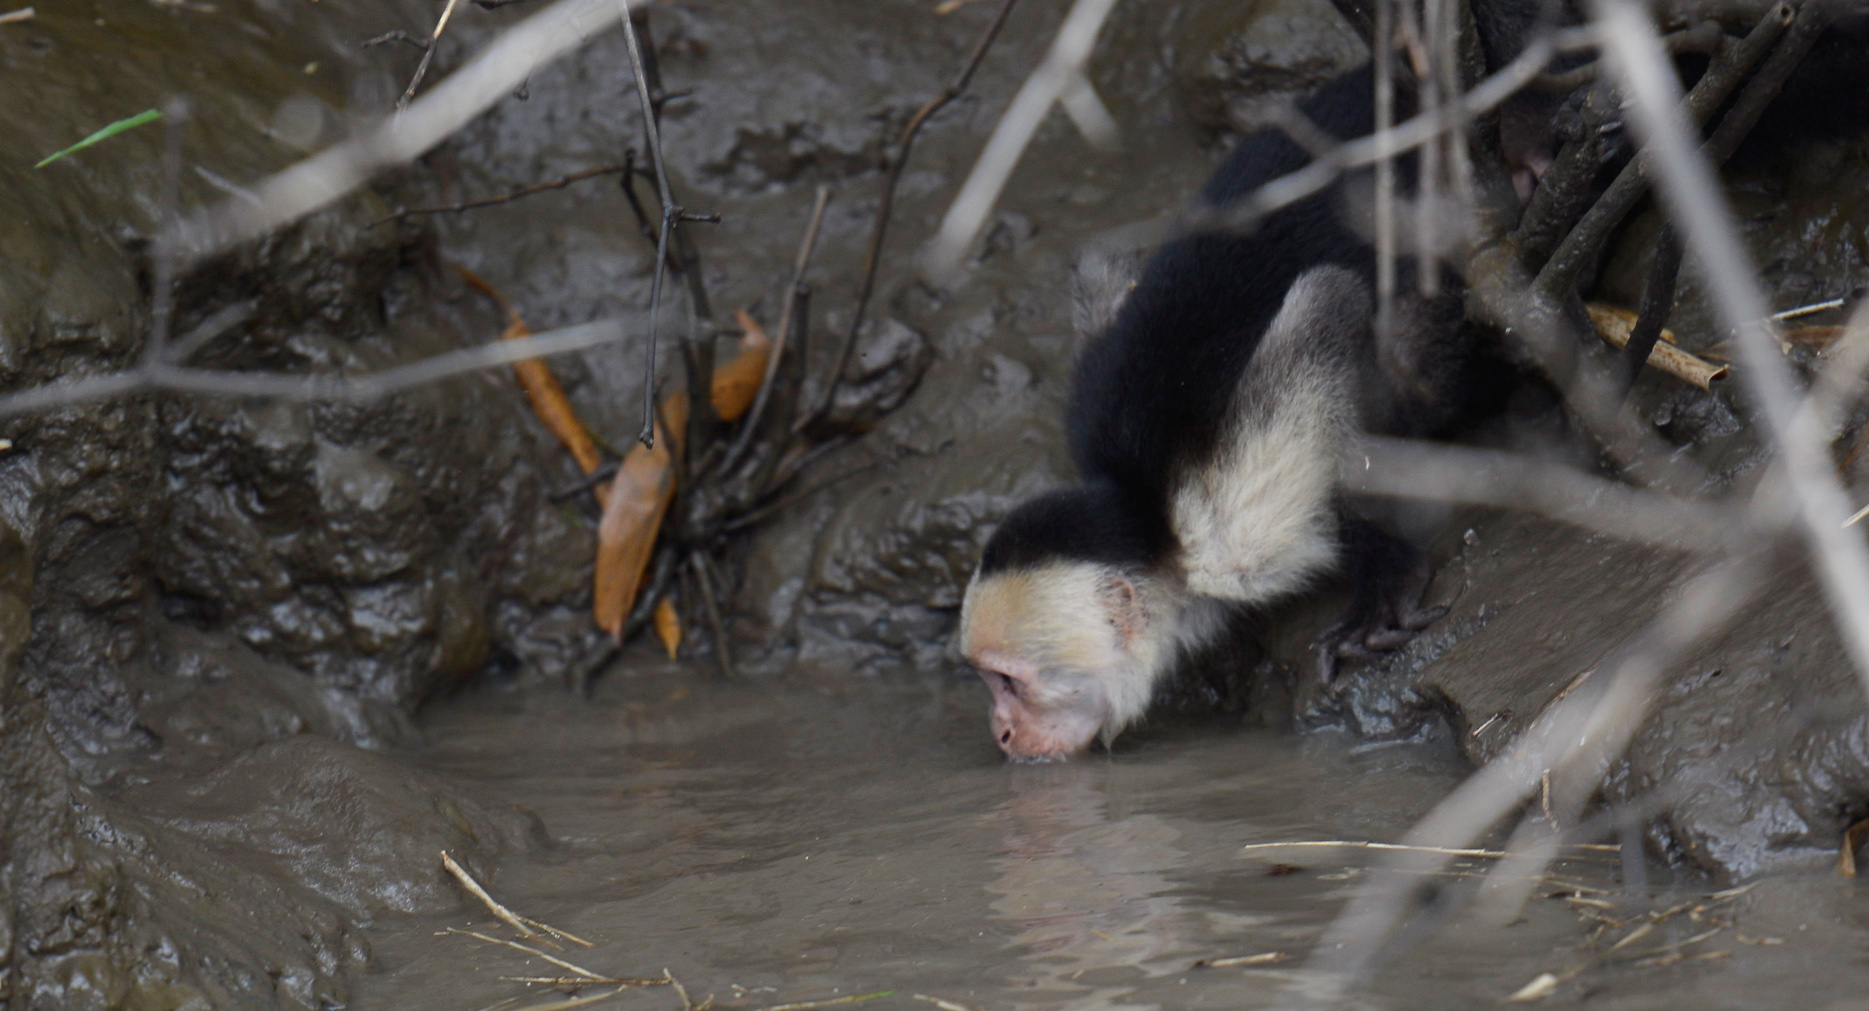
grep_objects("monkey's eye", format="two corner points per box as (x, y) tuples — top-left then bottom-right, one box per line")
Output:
(989, 671), (1019, 698)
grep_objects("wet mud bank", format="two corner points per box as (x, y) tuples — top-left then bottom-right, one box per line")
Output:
(2, 1), (594, 1005)
(5, 0), (1869, 1007)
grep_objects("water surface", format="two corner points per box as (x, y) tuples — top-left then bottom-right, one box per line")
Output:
(353, 664), (1867, 1010)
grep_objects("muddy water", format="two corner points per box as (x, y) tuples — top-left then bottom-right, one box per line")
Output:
(344, 664), (1869, 1011)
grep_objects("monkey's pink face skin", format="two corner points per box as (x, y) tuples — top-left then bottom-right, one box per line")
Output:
(972, 649), (1106, 762)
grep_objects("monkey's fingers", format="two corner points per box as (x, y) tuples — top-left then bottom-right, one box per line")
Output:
(1361, 627), (1419, 652)
(1397, 603), (1449, 632)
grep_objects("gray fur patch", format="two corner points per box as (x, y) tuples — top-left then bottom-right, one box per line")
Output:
(1172, 266), (1373, 606)
(1071, 250), (1142, 338)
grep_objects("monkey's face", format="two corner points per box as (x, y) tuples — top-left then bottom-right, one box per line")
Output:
(957, 562), (1148, 762)
(972, 646), (1109, 761)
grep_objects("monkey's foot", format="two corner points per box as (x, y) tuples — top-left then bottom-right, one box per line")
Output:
(1312, 599), (1447, 686)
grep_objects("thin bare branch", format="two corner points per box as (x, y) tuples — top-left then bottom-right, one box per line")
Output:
(1532, 5), (1791, 296)
(1592, 0), (1869, 682)
(620, 5), (675, 448)
(1093, 26), (1596, 257)
(1343, 436), (1734, 550)
(922, 0), (1120, 281)
(0, 316), (638, 420)
(1616, 226), (1684, 398)
(802, 0), (1019, 432)
(443, 929), (607, 981)
(441, 851), (543, 941)
(370, 163), (634, 227)
(509, 986), (631, 1011)
(1374, 0), (1397, 318)
(1298, 547), (1775, 1001)
(163, 299), (257, 364)
(689, 552), (736, 679)
(717, 184), (832, 476)
(169, 0), (628, 269)
(360, 29), (431, 51)
(398, 0), (465, 112)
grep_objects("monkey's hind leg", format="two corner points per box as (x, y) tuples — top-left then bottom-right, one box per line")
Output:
(1312, 516), (1447, 685)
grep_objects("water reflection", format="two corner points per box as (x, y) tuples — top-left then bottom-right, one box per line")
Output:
(984, 763), (1194, 1011)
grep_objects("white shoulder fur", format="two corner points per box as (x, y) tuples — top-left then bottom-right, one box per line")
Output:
(1170, 266), (1371, 605)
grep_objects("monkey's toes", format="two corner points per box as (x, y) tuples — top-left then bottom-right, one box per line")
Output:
(1361, 627), (1418, 651)
(1312, 603), (1449, 684)
(1398, 604), (1449, 631)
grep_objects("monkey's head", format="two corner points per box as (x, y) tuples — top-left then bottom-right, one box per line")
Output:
(957, 483), (1175, 762)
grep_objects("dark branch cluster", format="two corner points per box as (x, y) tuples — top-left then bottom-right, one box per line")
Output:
(1465, 0), (1825, 426)
(351, 2), (1022, 679)
(599, 1), (1022, 679)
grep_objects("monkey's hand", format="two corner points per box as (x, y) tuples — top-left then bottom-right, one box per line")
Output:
(1312, 518), (1447, 685)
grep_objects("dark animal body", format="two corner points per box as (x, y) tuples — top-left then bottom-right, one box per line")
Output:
(958, 66), (1495, 762)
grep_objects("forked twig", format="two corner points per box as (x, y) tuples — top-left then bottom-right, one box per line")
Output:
(398, 0), (464, 112)
(621, 6), (677, 447)
(666, 969), (693, 1011)
(442, 851), (559, 943)
(618, 7), (721, 462)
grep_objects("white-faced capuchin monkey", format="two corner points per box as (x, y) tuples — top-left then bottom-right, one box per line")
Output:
(959, 2), (1869, 761)
(957, 65), (1500, 762)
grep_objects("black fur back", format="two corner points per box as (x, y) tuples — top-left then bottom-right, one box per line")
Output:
(1065, 66), (1393, 551)
(976, 481), (1166, 577)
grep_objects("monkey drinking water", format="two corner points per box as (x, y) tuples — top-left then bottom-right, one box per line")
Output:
(957, 66), (1496, 762)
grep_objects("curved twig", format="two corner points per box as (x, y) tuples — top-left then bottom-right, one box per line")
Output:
(717, 185), (832, 476)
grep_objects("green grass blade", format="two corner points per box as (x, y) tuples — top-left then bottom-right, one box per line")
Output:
(34, 108), (163, 169)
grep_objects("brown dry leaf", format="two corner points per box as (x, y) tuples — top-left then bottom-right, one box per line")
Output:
(653, 596), (682, 659)
(588, 319), (776, 642)
(457, 265), (604, 477)
(713, 308), (773, 422)
(593, 391), (689, 638)
(1837, 818), (1869, 876)
(1707, 326), (1853, 363)
(1785, 325), (1849, 351)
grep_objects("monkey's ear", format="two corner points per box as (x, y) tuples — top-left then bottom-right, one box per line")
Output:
(1072, 251), (1141, 338)
(1096, 572), (1148, 648)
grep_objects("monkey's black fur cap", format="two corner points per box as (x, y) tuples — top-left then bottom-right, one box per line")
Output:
(977, 481), (1169, 577)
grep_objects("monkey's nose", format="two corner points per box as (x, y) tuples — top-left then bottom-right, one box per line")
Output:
(998, 727), (1013, 749)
